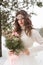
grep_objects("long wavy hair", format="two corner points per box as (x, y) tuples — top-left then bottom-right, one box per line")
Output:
(14, 10), (33, 36)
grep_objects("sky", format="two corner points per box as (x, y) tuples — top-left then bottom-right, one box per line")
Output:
(31, 5), (43, 28)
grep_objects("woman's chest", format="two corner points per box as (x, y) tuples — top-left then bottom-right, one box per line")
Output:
(20, 31), (34, 48)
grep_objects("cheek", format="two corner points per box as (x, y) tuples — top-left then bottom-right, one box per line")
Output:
(18, 21), (21, 24)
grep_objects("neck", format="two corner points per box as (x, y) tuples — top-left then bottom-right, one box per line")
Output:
(21, 26), (25, 30)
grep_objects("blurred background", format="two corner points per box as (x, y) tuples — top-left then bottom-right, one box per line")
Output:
(0, 0), (43, 65)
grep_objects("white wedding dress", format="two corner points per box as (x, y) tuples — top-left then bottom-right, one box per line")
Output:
(3, 29), (43, 65)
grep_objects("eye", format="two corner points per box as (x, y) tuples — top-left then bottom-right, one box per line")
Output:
(16, 18), (19, 21)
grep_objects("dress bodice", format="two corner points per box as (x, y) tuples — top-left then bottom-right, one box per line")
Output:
(20, 30), (34, 48)
(20, 29), (43, 54)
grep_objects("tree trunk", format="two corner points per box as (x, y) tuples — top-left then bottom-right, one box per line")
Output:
(0, 12), (2, 57)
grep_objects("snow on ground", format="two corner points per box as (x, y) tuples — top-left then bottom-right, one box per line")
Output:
(0, 49), (8, 65)
(0, 36), (8, 65)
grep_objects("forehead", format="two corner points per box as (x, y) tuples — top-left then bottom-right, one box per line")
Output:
(16, 14), (24, 19)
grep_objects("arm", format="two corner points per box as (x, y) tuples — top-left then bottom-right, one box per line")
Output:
(30, 29), (43, 54)
(31, 29), (43, 44)
(23, 49), (30, 55)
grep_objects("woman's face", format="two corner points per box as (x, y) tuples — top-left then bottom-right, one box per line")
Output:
(17, 14), (24, 27)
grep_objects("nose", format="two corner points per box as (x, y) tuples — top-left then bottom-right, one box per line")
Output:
(19, 19), (22, 23)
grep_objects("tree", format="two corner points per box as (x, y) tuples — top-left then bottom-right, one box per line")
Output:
(0, 13), (2, 57)
(0, 0), (3, 57)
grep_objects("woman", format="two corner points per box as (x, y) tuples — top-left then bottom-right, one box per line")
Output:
(4, 10), (43, 65)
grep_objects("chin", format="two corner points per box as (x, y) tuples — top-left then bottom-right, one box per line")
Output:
(20, 25), (23, 27)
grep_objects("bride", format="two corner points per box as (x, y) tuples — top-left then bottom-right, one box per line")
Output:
(4, 10), (43, 65)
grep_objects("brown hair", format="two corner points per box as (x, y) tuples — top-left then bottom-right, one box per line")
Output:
(14, 10), (33, 36)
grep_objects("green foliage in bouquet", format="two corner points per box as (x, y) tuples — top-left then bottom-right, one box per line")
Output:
(5, 34), (25, 55)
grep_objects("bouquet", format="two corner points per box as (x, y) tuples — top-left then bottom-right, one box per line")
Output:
(5, 32), (25, 55)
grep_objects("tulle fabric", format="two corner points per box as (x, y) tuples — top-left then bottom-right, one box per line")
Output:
(3, 53), (39, 65)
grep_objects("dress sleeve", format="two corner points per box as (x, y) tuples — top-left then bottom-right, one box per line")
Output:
(31, 29), (43, 44)
(30, 29), (43, 55)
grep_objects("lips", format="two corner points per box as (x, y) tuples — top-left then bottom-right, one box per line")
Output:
(20, 22), (23, 24)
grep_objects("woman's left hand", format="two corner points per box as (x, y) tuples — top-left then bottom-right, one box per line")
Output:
(12, 31), (19, 37)
(23, 49), (30, 55)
